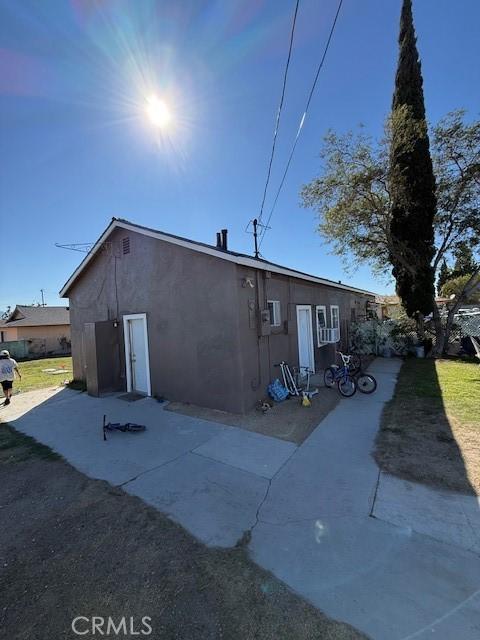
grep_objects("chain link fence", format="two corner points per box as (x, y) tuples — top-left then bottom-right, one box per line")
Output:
(350, 314), (480, 356)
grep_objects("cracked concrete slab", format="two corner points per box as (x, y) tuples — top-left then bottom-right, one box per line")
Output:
(250, 358), (480, 639)
(373, 472), (480, 555)
(2, 389), (226, 485)
(192, 428), (296, 479)
(250, 516), (480, 640)
(124, 452), (269, 547)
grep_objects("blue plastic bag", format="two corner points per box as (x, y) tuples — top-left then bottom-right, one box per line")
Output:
(268, 378), (290, 402)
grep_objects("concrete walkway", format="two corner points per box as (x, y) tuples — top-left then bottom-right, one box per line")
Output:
(2, 360), (480, 639)
(249, 358), (480, 639)
(374, 472), (480, 555)
(1, 387), (296, 547)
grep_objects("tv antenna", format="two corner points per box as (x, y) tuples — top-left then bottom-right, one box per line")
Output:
(55, 242), (95, 254)
(245, 219), (270, 259)
(55, 241), (114, 255)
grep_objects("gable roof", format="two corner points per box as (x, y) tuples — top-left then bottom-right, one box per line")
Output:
(59, 218), (376, 298)
(1, 305), (70, 327)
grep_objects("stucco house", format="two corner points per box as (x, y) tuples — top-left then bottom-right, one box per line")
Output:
(0, 305), (71, 357)
(60, 218), (375, 413)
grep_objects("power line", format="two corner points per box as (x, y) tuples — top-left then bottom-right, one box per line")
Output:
(259, 0), (344, 248)
(257, 0), (300, 226)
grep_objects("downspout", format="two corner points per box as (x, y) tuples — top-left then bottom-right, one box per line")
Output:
(255, 268), (263, 391)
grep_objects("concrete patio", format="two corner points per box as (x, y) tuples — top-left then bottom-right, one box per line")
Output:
(2, 358), (480, 639)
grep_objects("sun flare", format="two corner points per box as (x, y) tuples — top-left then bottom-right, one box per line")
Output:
(145, 95), (171, 129)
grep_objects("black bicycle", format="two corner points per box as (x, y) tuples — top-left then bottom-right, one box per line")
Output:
(103, 414), (146, 440)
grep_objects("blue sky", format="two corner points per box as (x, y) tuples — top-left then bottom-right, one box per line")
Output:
(1, 0), (479, 310)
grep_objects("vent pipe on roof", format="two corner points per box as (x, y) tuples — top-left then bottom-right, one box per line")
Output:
(216, 232), (222, 249)
(221, 228), (228, 251)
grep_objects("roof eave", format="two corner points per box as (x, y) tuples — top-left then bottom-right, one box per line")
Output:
(59, 218), (377, 298)
(59, 218), (118, 297)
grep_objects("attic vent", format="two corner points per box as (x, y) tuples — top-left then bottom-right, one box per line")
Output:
(122, 237), (130, 255)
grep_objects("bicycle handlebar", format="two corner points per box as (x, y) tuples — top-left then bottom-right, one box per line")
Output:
(336, 351), (351, 364)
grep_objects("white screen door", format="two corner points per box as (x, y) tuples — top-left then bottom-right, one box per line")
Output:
(123, 314), (151, 395)
(296, 305), (315, 374)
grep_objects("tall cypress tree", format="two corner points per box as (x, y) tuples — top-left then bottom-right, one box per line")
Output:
(389, 0), (436, 317)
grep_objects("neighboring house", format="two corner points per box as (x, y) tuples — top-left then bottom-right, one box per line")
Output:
(0, 305), (71, 357)
(377, 294), (452, 320)
(60, 218), (376, 413)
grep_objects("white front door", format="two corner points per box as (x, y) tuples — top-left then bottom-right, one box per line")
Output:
(296, 305), (315, 374)
(123, 314), (151, 395)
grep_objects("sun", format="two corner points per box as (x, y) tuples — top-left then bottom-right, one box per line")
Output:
(145, 95), (171, 129)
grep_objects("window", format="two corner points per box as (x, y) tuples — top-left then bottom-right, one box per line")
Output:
(316, 305), (327, 347)
(267, 300), (281, 327)
(330, 305), (340, 339)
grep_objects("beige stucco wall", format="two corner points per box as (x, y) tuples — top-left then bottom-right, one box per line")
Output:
(13, 324), (70, 355)
(0, 327), (18, 341)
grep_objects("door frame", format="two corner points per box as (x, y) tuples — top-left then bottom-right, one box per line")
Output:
(122, 313), (152, 396)
(296, 305), (315, 374)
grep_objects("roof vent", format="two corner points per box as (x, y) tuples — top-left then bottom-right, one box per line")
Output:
(122, 237), (130, 255)
(221, 228), (228, 251)
(215, 229), (228, 250)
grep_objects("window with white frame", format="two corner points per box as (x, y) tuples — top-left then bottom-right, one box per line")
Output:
(267, 300), (281, 327)
(330, 305), (340, 340)
(316, 305), (327, 346)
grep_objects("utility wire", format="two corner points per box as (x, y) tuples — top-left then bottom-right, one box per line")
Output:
(259, 0), (344, 248)
(257, 0), (300, 226)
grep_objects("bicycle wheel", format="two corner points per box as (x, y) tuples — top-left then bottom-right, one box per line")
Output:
(337, 375), (356, 397)
(349, 353), (362, 376)
(324, 367), (336, 388)
(356, 373), (377, 394)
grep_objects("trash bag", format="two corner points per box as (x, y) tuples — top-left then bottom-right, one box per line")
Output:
(267, 378), (290, 402)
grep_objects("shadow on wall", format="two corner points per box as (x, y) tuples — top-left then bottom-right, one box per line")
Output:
(374, 357), (478, 496)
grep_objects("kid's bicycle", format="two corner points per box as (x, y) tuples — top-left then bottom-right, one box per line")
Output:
(103, 415), (146, 441)
(324, 352), (357, 397)
(324, 352), (377, 397)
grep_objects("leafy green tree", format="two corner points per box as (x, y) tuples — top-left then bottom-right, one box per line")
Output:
(389, 0), (436, 318)
(441, 274), (480, 304)
(451, 244), (477, 279)
(301, 109), (480, 355)
(437, 260), (450, 295)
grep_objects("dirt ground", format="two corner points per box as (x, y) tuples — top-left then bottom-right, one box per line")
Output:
(166, 359), (375, 446)
(166, 386), (340, 446)
(0, 424), (365, 640)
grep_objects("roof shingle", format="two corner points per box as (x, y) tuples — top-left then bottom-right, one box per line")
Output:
(1, 305), (70, 327)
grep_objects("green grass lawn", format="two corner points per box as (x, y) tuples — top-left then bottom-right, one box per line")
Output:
(12, 356), (73, 393)
(375, 357), (480, 495)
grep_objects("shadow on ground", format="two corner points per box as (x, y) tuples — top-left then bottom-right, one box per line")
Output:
(374, 357), (479, 496)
